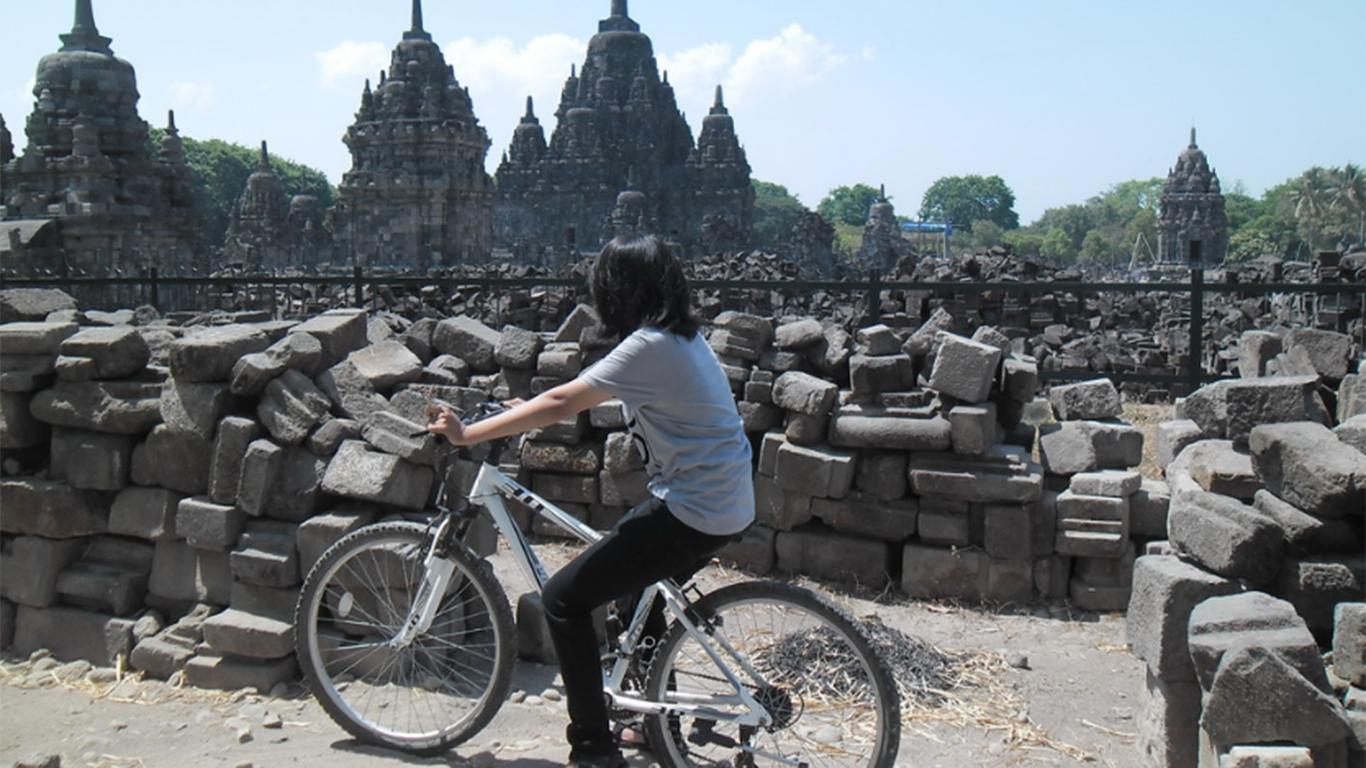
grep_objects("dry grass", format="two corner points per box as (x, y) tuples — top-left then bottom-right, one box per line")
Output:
(904, 647), (1095, 762)
(703, 568), (1098, 762)
(1122, 402), (1176, 479)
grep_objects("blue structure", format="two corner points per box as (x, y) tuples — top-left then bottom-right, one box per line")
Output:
(902, 220), (953, 238)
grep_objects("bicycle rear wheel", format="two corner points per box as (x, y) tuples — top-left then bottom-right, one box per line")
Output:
(295, 522), (515, 755)
(643, 581), (900, 768)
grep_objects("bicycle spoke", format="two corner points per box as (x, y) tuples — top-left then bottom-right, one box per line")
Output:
(644, 586), (896, 768)
(298, 525), (513, 752)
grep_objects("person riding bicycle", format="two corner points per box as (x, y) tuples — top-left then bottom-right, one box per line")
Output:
(428, 235), (756, 768)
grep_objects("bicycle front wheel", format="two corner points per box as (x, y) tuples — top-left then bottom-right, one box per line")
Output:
(643, 581), (900, 768)
(294, 522), (515, 755)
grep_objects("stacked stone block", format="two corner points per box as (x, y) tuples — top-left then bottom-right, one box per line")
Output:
(1128, 366), (1366, 767)
(1037, 377), (1153, 611)
(697, 314), (1058, 601)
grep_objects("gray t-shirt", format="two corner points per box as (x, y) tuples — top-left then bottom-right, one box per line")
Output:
(580, 327), (755, 536)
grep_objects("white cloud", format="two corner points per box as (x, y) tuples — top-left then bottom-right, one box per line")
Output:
(725, 24), (847, 104)
(315, 41), (390, 89)
(14, 76), (35, 111)
(444, 33), (584, 100)
(658, 42), (733, 109)
(861, 45), (878, 62)
(168, 81), (216, 108)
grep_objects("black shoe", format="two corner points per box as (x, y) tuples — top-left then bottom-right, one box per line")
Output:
(566, 749), (628, 768)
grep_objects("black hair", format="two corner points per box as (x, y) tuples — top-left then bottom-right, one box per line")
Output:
(590, 235), (699, 339)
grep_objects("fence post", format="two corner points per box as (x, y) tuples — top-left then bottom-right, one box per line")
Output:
(149, 267), (160, 312)
(1188, 268), (1204, 393)
(353, 265), (364, 308)
(866, 268), (882, 326)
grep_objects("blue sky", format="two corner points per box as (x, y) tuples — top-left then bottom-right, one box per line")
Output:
(5, 0), (1364, 223)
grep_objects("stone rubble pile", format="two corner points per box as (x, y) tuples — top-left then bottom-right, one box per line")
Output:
(0, 292), (1151, 691)
(895, 251), (1363, 401)
(696, 314), (1150, 610)
(0, 307), (533, 690)
(1126, 343), (1366, 767)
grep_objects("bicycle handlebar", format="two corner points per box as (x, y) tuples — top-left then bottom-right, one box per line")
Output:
(407, 400), (508, 440)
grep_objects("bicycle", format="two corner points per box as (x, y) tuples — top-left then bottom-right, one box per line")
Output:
(294, 402), (901, 767)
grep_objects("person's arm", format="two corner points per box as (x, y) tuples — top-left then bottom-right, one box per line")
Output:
(428, 378), (612, 447)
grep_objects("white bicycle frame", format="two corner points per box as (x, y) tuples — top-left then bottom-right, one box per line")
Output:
(447, 460), (777, 731)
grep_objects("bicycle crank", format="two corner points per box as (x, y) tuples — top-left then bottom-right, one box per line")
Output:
(688, 721), (809, 768)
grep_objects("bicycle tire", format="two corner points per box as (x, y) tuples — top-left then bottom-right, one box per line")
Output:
(642, 581), (900, 768)
(295, 522), (516, 755)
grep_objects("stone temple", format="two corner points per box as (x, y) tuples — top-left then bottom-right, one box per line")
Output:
(1157, 128), (1228, 266)
(329, 0), (494, 270)
(493, 0), (755, 260)
(0, 0), (199, 287)
(222, 142), (332, 270)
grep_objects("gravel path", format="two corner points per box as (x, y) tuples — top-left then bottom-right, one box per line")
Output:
(1, 548), (1145, 768)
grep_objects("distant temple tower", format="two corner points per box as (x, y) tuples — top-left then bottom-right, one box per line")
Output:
(857, 185), (911, 275)
(1157, 128), (1228, 266)
(224, 141), (331, 270)
(331, 0), (494, 269)
(224, 142), (290, 271)
(689, 86), (755, 252)
(0, 0), (198, 285)
(493, 0), (753, 257)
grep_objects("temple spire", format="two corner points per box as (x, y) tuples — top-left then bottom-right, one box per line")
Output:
(1189, 126), (1197, 148)
(710, 84), (728, 115)
(404, 0), (431, 40)
(258, 141), (270, 169)
(61, 0), (113, 53)
(73, 0), (99, 36)
(167, 110), (177, 133)
(599, 0), (640, 32)
(525, 95), (535, 120)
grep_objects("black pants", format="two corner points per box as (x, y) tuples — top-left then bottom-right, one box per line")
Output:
(541, 498), (732, 759)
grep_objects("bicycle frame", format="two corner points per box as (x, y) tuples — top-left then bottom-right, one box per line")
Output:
(438, 460), (776, 730)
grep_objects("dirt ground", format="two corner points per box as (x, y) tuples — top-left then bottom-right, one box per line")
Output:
(0, 536), (1147, 768)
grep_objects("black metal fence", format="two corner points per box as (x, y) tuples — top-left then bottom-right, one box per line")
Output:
(4, 267), (1363, 393)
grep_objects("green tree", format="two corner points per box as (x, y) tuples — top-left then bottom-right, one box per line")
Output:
(1228, 223), (1283, 262)
(150, 129), (335, 250)
(1290, 167), (1331, 252)
(1002, 229), (1044, 257)
(751, 179), (808, 251)
(1078, 229), (1116, 265)
(971, 219), (1003, 249)
(1328, 163), (1366, 243)
(919, 175), (1019, 230)
(1223, 191), (1264, 233)
(1040, 227), (1076, 262)
(817, 183), (883, 227)
(1226, 177), (1301, 260)
(1033, 204), (1094, 252)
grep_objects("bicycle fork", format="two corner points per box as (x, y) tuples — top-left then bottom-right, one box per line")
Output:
(392, 515), (457, 648)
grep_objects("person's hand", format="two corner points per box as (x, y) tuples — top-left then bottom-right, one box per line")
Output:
(426, 402), (468, 446)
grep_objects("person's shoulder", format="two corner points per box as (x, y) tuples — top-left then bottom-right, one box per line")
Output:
(631, 326), (698, 348)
